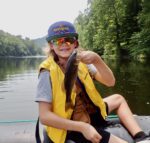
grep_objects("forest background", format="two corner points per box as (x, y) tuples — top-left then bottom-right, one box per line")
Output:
(0, 0), (150, 60)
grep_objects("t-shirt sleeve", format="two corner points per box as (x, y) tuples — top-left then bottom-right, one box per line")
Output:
(35, 70), (52, 103)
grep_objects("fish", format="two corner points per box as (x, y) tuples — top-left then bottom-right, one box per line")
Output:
(64, 50), (79, 109)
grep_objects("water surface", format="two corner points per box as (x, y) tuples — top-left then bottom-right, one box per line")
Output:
(0, 57), (150, 121)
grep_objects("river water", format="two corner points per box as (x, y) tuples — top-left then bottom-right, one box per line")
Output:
(0, 57), (150, 121)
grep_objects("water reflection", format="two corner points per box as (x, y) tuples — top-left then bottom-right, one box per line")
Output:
(96, 58), (150, 115)
(0, 57), (150, 121)
(0, 57), (45, 81)
(0, 57), (45, 120)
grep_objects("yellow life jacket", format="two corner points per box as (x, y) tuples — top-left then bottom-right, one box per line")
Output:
(39, 56), (107, 143)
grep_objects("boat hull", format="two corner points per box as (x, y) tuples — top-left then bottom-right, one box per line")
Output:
(0, 116), (149, 143)
(106, 115), (150, 142)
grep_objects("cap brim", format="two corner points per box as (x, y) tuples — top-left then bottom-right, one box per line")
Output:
(46, 33), (78, 42)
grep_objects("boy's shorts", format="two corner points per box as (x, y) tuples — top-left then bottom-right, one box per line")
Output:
(66, 102), (110, 143)
(43, 102), (110, 143)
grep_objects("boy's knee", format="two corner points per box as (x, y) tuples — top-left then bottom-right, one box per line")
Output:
(113, 94), (126, 103)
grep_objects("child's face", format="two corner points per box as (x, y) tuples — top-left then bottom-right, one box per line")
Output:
(50, 37), (77, 59)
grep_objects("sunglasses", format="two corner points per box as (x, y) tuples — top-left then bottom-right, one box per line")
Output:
(50, 37), (76, 46)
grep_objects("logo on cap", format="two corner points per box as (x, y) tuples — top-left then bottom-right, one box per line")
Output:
(53, 24), (69, 34)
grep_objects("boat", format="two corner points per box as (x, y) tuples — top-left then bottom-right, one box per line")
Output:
(105, 115), (150, 142)
(0, 115), (149, 143)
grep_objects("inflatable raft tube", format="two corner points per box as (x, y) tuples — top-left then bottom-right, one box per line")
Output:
(105, 115), (150, 142)
(0, 115), (149, 143)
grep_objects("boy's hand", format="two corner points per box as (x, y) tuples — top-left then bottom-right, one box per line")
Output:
(77, 51), (100, 65)
(80, 122), (102, 143)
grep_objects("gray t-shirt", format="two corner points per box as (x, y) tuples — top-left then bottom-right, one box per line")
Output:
(35, 64), (97, 103)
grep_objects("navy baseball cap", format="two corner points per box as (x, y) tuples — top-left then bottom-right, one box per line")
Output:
(46, 21), (78, 42)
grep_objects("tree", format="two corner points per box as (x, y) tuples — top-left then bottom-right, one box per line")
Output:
(128, 0), (150, 59)
(0, 30), (43, 56)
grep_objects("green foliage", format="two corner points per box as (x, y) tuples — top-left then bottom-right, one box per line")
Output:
(128, 0), (150, 59)
(75, 0), (150, 60)
(75, 0), (126, 57)
(0, 30), (43, 56)
(33, 36), (47, 48)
